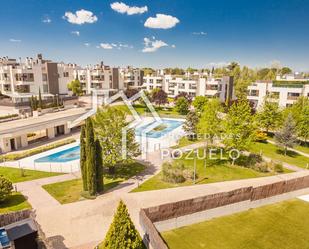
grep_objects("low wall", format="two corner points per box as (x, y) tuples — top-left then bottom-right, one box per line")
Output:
(139, 174), (309, 249)
(0, 209), (31, 227)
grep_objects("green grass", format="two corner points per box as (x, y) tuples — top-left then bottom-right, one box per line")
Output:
(0, 167), (63, 183)
(162, 199), (309, 249)
(267, 135), (309, 155)
(43, 162), (145, 204)
(131, 149), (284, 192)
(112, 104), (185, 118)
(250, 141), (309, 169)
(0, 192), (31, 214)
(171, 137), (207, 149)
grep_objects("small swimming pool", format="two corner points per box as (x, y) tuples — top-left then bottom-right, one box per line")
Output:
(135, 119), (183, 138)
(35, 145), (80, 163)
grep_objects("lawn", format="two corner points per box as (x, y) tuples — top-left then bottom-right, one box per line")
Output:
(267, 135), (309, 155)
(112, 104), (185, 118)
(43, 162), (145, 204)
(171, 137), (207, 149)
(131, 149), (285, 192)
(250, 141), (309, 169)
(0, 166), (63, 183)
(162, 199), (309, 249)
(0, 192), (31, 214)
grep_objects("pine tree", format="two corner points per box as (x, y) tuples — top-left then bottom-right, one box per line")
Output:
(183, 110), (199, 140)
(80, 125), (88, 191)
(85, 118), (97, 196)
(95, 139), (104, 193)
(275, 113), (297, 156)
(102, 200), (145, 249)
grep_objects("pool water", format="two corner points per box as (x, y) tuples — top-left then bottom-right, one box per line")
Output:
(35, 145), (80, 163)
(135, 119), (183, 138)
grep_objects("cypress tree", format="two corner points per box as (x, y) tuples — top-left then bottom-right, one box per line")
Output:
(103, 200), (145, 249)
(95, 139), (104, 193)
(38, 87), (43, 109)
(85, 118), (97, 196)
(80, 125), (88, 191)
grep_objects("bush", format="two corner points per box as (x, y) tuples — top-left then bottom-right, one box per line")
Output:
(101, 200), (145, 249)
(255, 131), (268, 142)
(162, 161), (185, 183)
(0, 138), (76, 162)
(0, 176), (13, 202)
(0, 114), (18, 121)
(253, 162), (270, 173)
(268, 160), (284, 173)
(183, 169), (196, 180)
(236, 153), (263, 168)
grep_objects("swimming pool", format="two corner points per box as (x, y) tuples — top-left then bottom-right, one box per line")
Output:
(135, 119), (183, 138)
(35, 118), (184, 163)
(35, 145), (80, 163)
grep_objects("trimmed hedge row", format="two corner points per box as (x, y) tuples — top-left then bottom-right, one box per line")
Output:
(0, 114), (18, 121)
(0, 138), (76, 161)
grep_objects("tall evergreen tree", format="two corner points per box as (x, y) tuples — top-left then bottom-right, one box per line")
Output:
(95, 139), (104, 192)
(85, 118), (97, 196)
(38, 87), (43, 109)
(183, 110), (199, 140)
(80, 125), (88, 191)
(275, 113), (297, 156)
(102, 200), (145, 249)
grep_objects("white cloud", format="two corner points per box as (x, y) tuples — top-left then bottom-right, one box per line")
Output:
(111, 2), (148, 15)
(171, 44), (176, 48)
(42, 17), (51, 23)
(192, 31), (207, 35)
(144, 14), (179, 29)
(71, 31), (80, 36)
(142, 37), (168, 53)
(100, 43), (113, 49)
(84, 43), (90, 47)
(9, 39), (21, 42)
(64, 9), (98, 25)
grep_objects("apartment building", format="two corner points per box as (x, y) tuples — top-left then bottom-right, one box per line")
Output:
(74, 62), (122, 95)
(142, 74), (234, 102)
(120, 66), (144, 89)
(247, 80), (309, 109)
(0, 54), (74, 104)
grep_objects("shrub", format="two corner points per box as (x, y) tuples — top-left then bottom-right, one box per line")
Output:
(235, 153), (263, 168)
(0, 176), (13, 202)
(101, 200), (145, 249)
(255, 131), (268, 142)
(253, 162), (270, 173)
(268, 160), (284, 173)
(162, 161), (185, 183)
(183, 169), (196, 180)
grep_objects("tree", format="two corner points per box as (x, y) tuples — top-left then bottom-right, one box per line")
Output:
(67, 79), (83, 96)
(227, 62), (239, 72)
(85, 118), (97, 196)
(124, 89), (139, 99)
(197, 99), (223, 144)
(175, 92), (192, 103)
(183, 110), (199, 140)
(93, 107), (140, 173)
(0, 176), (13, 202)
(192, 96), (208, 114)
(151, 88), (167, 106)
(102, 200), (145, 249)
(275, 113), (297, 155)
(38, 87), (43, 109)
(95, 139), (104, 193)
(297, 105), (309, 142)
(223, 100), (256, 151)
(280, 67), (292, 76)
(175, 97), (189, 115)
(257, 99), (282, 132)
(80, 124), (88, 191)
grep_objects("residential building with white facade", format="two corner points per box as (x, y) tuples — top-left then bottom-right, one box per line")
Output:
(119, 66), (144, 89)
(247, 80), (309, 109)
(142, 74), (234, 103)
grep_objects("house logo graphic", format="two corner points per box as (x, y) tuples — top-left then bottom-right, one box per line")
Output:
(68, 89), (162, 159)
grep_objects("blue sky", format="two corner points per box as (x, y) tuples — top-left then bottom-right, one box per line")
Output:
(0, 0), (309, 70)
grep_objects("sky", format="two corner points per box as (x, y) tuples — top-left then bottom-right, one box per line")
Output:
(0, 0), (309, 70)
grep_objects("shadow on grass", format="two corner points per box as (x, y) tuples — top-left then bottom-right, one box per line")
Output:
(276, 149), (299, 158)
(0, 193), (27, 209)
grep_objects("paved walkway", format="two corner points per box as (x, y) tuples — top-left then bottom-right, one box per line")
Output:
(15, 144), (309, 249)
